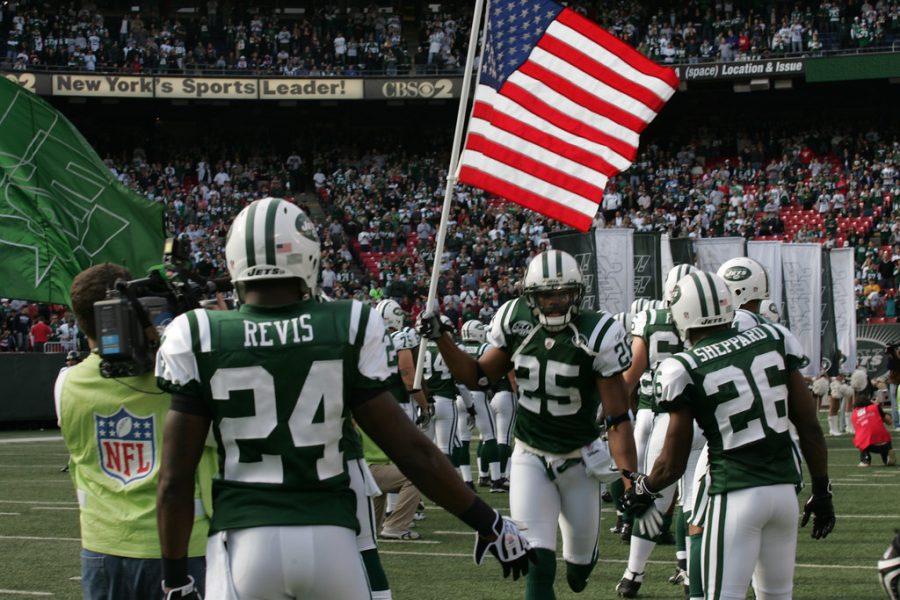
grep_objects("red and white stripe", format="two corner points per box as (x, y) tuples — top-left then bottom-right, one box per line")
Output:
(458, 8), (678, 231)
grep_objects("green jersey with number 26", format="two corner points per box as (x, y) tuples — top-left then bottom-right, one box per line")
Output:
(489, 298), (631, 454)
(156, 299), (391, 535)
(630, 308), (683, 412)
(656, 323), (805, 494)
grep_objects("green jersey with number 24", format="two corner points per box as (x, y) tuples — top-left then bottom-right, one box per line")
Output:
(156, 299), (391, 535)
(489, 298), (631, 453)
(656, 323), (805, 494)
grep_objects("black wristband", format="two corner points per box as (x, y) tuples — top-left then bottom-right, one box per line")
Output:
(811, 476), (831, 495)
(162, 557), (190, 588)
(458, 496), (499, 537)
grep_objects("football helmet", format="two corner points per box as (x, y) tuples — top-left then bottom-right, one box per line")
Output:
(669, 271), (735, 343)
(663, 264), (699, 305)
(879, 532), (900, 600)
(225, 198), (320, 297)
(376, 299), (405, 331)
(440, 314), (457, 336)
(716, 257), (769, 306)
(461, 320), (487, 343)
(760, 298), (780, 323)
(523, 250), (584, 332)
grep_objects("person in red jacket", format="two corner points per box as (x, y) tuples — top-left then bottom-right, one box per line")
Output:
(851, 393), (896, 467)
(30, 316), (52, 352)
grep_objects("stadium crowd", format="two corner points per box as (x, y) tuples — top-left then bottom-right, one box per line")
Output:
(3, 0), (899, 74)
(1, 118), (898, 351)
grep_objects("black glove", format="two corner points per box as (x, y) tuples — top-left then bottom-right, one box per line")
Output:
(162, 576), (202, 600)
(415, 403), (434, 429)
(618, 470), (664, 537)
(473, 510), (536, 580)
(416, 310), (451, 340)
(801, 478), (835, 539)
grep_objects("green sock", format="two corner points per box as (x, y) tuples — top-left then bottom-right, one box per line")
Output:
(659, 509), (673, 536)
(689, 532), (704, 598)
(499, 443), (511, 474)
(457, 441), (471, 466)
(565, 544), (597, 593)
(675, 506), (686, 554)
(361, 548), (390, 593)
(608, 478), (633, 526)
(481, 439), (499, 466)
(526, 548), (557, 600)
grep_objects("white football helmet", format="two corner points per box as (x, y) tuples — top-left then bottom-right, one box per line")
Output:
(376, 299), (405, 331)
(760, 298), (780, 323)
(879, 532), (900, 600)
(440, 314), (457, 336)
(523, 250), (584, 332)
(664, 264), (699, 305)
(669, 271), (735, 343)
(225, 198), (320, 298)
(461, 320), (487, 343)
(717, 257), (769, 306)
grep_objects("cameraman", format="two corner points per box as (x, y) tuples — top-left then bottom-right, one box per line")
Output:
(887, 345), (900, 429)
(54, 263), (216, 599)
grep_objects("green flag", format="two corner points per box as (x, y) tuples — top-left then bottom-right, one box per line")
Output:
(0, 77), (164, 304)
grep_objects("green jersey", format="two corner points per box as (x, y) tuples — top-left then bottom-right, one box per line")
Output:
(156, 299), (391, 534)
(656, 323), (805, 495)
(630, 308), (683, 412)
(424, 340), (457, 399)
(489, 298), (631, 453)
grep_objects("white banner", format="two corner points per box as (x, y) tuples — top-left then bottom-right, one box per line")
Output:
(830, 248), (857, 373)
(782, 244), (822, 377)
(694, 237), (745, 273)
(594, 228), (633, 314)
(660, 234), (674, 281)
(747, 240), (783, 313)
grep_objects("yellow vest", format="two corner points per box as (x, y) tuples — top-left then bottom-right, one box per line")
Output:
(57, 353), (215, 558)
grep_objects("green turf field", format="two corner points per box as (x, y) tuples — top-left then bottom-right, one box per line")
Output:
(0, 422), (895, 599)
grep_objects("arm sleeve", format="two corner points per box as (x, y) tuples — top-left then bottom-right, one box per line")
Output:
(53, 368), (70, 427)
(775, 324), (808, 371)
(155, 313), (204, 398)
(487, 299), (518, 352)
(656, 356), (693, 412)
(592, 317), (632, 378)
(355, 304), (392, 387)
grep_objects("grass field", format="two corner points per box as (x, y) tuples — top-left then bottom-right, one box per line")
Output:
(0, 421), (896, 599)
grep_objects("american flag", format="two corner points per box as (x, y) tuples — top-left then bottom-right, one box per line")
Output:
(457, 0), (679, 231)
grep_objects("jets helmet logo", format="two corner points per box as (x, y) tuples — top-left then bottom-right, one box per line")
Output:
(722, 266), (752, 281)
(95, 408), (156, 485)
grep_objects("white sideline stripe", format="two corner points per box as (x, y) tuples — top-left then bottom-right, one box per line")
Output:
(0, 535), (80, 542)
(68, 577), (81, 581)
(33, 506), (79, 511)
(12, 480), (72, 484)
(833, 482), (900, 486)
(0, 590), (52, 597)
(0, 465), (62, 468)
(0, 436), (62, 444)
(379, 549), (874, 569)
(0, 512), (20, 516)
(376, 539), (440, 545)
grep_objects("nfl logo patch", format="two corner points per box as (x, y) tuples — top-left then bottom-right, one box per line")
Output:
(95, 408), (156, 485)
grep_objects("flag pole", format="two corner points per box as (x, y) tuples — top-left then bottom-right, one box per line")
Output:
(413, 0), (489, 389)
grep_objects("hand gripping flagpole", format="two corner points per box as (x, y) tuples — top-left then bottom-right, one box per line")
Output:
(413, 0), (489, 390)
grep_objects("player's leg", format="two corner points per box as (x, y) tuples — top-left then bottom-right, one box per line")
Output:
(619, 413), (677, 597)
(633, 408), (654, 473)
(751, 485), (800, 600)
(348, 458), (391, 598)
(557, 463), (601, 593)
(827, 394), (841, 435)
(492, 391), (517, 478)
(432, 395), (458, 461)
(455, 396), (474, 486)
(378, 465), (421, 539)
(702, 489), (763, 600)
(473, 391), (503, 488)
(687, 443), (709, 600)
(510, 446), (561, 600)
(674, 427), (705, 593)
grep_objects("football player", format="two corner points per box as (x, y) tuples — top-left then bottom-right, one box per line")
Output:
(419, 249), (638, 599)
(716, 257), (770, 331)
(622, 271), (835, 600)
(375, 299), (430, 422)
(484, 316), (519, 485)
(457, 320), (505, 492)
(616, 263), (703, 598)
(156, 198), (533, 599)
(423, 316), (462, 461)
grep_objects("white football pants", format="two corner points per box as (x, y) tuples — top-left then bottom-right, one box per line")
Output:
(634, 408), (655, 473)
(456, 390), (497, 443)
(490, 391), (517, 446)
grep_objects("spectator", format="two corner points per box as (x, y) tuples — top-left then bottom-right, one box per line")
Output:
(30, 316), (51, 352)
(851, 391), (896, 466)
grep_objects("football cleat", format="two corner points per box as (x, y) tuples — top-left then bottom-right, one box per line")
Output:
(620, 522), (633, 543)
(610, 515), (624, 534)
(490, 478), (510, 493)
(413, 510), (426, 521)
(668, 567), (688, 585)
(616, 570), (644, 598)
(888, 450), (897, 466)
(601, 490), (613, 503)
(380, 528), (421, 541)
(478, 476), (492, 488)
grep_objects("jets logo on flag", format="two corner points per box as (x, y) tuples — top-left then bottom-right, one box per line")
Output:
(95, 407), (156, 485)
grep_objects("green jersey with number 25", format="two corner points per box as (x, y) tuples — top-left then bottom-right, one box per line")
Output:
(156, 299), (391, 535)
(630, 308), (683, 412)
(656, 323), (805, 494)
(489, 298), (631, 454)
